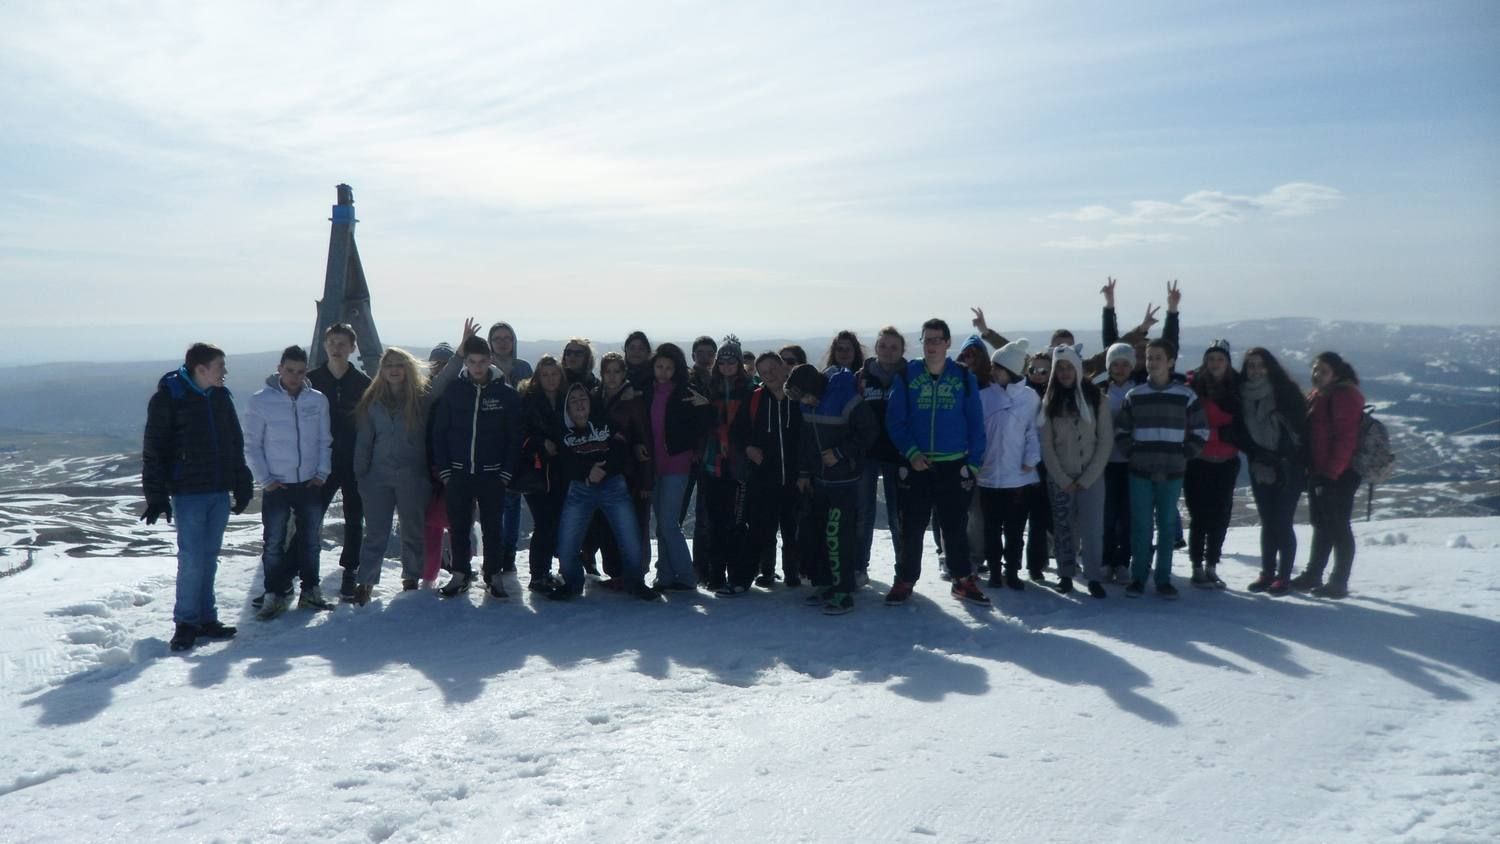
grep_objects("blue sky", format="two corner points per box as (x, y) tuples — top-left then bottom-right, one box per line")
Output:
(0, 1), (1496, 362)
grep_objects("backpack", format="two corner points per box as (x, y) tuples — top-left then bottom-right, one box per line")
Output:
(1351, 404), (1395, 486)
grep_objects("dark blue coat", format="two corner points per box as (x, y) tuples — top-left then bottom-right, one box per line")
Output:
(431, 366), (524, 483)
(142, 368), (254, 506)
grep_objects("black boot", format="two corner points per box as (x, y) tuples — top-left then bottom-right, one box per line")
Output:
(198, 620), (237, 640)
(169, 624), (198, 652)
(1288, 571), (1322, 591)
(1053, 576), (1074, 594)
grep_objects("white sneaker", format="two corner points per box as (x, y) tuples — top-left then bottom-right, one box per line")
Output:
(298, 586), (333, 611)
(256, 592), (289, 621)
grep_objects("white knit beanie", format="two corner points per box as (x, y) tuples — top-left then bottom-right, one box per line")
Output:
(991, 339), (1030, 380)
(1105, 342), (1135, 371)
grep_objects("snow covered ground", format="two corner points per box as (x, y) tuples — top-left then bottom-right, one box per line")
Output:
(2, 518), (1498, 843)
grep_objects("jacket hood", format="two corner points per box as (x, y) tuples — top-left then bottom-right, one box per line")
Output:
(861, 356), (904, 387)
(819, 368), (858, 414)
(459, 363), (506, 385)
(160, 366), (212, 398)
(562, 381), (596, 430)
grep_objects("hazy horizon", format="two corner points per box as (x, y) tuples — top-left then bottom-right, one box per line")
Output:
(1, 312), (1498, 368)
(2, 3), (1497, 352)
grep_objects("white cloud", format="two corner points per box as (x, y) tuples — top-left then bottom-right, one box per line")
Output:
(1050, 182), (1344, 227)
(1046, 205), (1118, 223)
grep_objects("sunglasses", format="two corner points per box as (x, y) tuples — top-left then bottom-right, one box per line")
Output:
(781, 357), (799, 366)
(563, 348), (586, 358)
(1028, 366), (1051, 375)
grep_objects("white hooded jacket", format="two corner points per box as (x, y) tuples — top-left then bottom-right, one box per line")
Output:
(977, 381), (1041, 489)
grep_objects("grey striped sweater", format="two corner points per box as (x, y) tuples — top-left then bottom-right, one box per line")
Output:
(1114, 380), (1208, 480)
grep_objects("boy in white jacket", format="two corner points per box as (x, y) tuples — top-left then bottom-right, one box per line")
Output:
(244, 345), (334, 618)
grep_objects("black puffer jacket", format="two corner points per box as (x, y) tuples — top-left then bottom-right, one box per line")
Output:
(307, 363), (372, 470)
(142, 368), (253, 506)
(430, 366), (524, 483)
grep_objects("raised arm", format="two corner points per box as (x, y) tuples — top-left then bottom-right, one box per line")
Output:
(1101, 277), (1121, 346)
(971, 307), (1007, 350)
(427, 318), (478, 403)
(1164, 280), (1181, 353)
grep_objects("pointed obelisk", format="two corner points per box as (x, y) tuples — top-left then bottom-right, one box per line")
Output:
(308, 184), (385, 375)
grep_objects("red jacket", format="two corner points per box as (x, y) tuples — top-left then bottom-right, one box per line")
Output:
(1198, 397), (1239, 462)
(1307, 381), (1364, 479)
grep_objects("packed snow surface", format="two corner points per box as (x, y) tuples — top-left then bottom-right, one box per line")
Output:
(2, 518), (1498, 843)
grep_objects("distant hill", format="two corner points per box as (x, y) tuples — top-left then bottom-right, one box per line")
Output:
(0, 319), (1495, 516)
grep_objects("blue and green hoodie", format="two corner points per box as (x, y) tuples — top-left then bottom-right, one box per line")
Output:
(886, 358), (987, 473)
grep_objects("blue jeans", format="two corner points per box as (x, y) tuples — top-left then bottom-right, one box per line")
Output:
(501, 491), (523, 557)
(857, 459), (902, 573)
(556, 476), (643, 593)
(1129, 474), (1183, 586)
(653, 473), (693, 587)
(262, 482), (327, 595)
(172, 492), (231, 626)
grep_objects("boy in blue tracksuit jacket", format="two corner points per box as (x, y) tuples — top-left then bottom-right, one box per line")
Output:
(884, 319), (990, 606)
(785, 364), (877, 614)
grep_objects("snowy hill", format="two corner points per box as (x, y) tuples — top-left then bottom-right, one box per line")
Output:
(2, 513), (1497, 842)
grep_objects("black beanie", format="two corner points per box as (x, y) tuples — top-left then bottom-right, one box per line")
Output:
(785, 364), (826, 399)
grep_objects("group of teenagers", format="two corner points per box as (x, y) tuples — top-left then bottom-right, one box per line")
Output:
(141, 280), (1370, 653)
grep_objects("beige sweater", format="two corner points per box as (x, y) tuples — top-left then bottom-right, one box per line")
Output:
(1040, 399), (1114, 489)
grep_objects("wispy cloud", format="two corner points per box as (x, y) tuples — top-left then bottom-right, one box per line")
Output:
(1041, 232), (1185, 250)
(1047, 182), (1344, 227)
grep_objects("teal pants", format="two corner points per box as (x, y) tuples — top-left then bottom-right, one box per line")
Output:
(1129, 474), (1183, 586)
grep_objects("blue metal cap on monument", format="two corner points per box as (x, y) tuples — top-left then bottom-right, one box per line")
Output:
(331, 183), (357, 225)
(309, 183), (385, 375)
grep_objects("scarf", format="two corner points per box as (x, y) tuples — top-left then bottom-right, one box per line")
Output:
(1240, 376), (1280, 452)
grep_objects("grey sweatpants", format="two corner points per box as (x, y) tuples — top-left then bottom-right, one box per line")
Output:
(1048, 477), (1106, 582)
(356, 474), (432, 586)
(966, 490), (985, 568)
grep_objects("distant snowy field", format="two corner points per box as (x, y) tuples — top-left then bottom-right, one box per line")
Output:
(2, 519), (1497, 843)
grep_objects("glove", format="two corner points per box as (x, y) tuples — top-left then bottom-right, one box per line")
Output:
(959, 465), (976, 492)
(141, 501), (172, 525)
(232, 493), (251, 516)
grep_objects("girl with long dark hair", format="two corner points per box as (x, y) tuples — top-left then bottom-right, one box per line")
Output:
(1236, 347), (1308, 595)
(1184, 340), (1241, 589)
(518, 355), (568, 592)
(1290, 352), (1365, 599)
(699, 335), (752, 588)
(822, 330), (867, 373)
(1037, 346), (1113, 598)
(647, 343), (712, 590)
